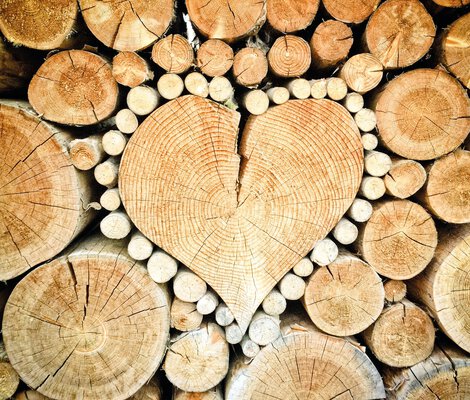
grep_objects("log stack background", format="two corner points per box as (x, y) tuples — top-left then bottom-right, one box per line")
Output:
(0, 0), (469, 398)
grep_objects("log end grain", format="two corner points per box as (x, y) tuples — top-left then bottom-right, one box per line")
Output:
(339, 53), (383, 94)
(322, 0), (380, 24)
(197, 39), (234, 77)
(384, 158), (426, 199)
(112, 52), (154, 88)
(268, 35), (311, 78)
(152, 34), (194, 74)
(233, 47), (268, 87)
(266, 0), (320, 33)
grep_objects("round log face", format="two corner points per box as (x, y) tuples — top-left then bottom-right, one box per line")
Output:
(266, 0), (320, 33)
(120, 95), (363, 331)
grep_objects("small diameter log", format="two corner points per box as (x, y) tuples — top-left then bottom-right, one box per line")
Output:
(347, 198), (373, 223)
(185, 72), (209, 98)
(359, 176), (385, 200)
(197, 39), (234, 77)
(15, 391), (49, 400)
(383, 280), (407, 302)
(304, 252), (384, 336)
(100, 211), (132, 240)
(94, 157), (119, 188)
(185, 0), (266, 42)
(69, 135), (105, 171)
(326, 77), (348, 101)
(225, 323), (244, 344)
(278, 272), (306, 301)
(174, 386), (222, 400)
(310, 79), (327, 99)
(357, 199), (438, 280)
(268, 35), (311, 78)
(28, 50), (119, 125)
(343, 92), (364, 113)
(115, 109), (139, 134)
(0, 360), (19, 400)
(332, 218), (358, 245)
(233, 48), (268, 87)
(2, 236), (171, 400)
(112, 52), (154, 88)
(309, 238), (338, 266)
(384, 158), (426, 199)
(173, 267), (207, 302)
(364, 150), (392, 177)
(339, 53), (383, 94)
(420, 149), (470, 223)
(127, 231), (153, 261)
(0, 41), (38, 93)
(310, 20), (353, 70)
(293, 258), (314, 277)
(102, 130), (127, 156)
(242, 90), (269, 115)
(365, 0), (435, 69)
(262, 289), (287, 316)
(164, 322), (229, 392)
(208, 76), (234, 103)
(322, 0), (380, 24)
(362, 300), (435, 367)
(80, 0), (174, 51)
(361, 133), (378, 151)
(438, 13), (470, 88)
(152, 34), (194, 74)
(197, 291), (219, 315)
(432, 0), (470, 5)
(266, 0), (320, 33)
(248, 311), (281, 346)
(354, 108), (376, 132)
(127, 85), (160, 116)
(147, 249), (178, 283)
(286, 78), (311, 99)
(0, 0), (77, 50)
(215, 303), (235, 327)
(266, 87), (289, 105)
(171, 298), (203, 332)
(374, 68), (470, 160)
(129, 380), (161, 400)
(100, 188), (121, 211)
(157, 73), (184, 100)
(241, 337), (260, 358)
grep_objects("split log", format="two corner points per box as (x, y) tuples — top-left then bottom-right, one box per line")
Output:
(2, 236), (171, 400)
(261, 288), (287, 316)
(354, 108), (376, 132)
(266, 0), (319, 33)
(127, 231), (154, 261)
(69, 135), (105, 171)
(240, 337), (260, 358)
(339, 53), (383, 94)
(208, 76), (234, 102)
(332, 218), (358, 245)
(174, 386), (222, 400)
(173, 267), (207, 302)
(310, 20), (353, 70)
(163, 322), (229, 392)
(347, 198), (373, 223)
(374, 68), (470, 160)
(408, 224), (470, 353)
(309, 238), (338, 266)
(357, 199), (438, 279)
(292, 257), (314, 277)
(197, 290), (219, 315)
(363, 300), (435, 367)
(94, 157), (119, 188)
(304, 252), (384, 336)
(266, 87), (289, 105)
(14, 391), (49, 400)
(152, 34), (194, 74)
(278, 272), (306, 300)
(248, 311), (281, 346)
(112, 52), (154, 88)
(28, 50), (119, 125)
(225, 323), (244, 344)
(233, 47), (268, 87)
(184, 72), (209, 98)
(322, 0), (380, 24)
(326, 77), (348, 101)
(343, 92), (364, 113)
(115, 109), (139, 134)
(129, 378), (161, 400)
(268, 35), (311, 78)
(0, 40), (38, 93)
(242, 90), (269, 115)
(359, 176), (386, 200)
(286, 78), (311, 99)
(361, 133), (378, 151)
(225, 311), (385, 399)
(309, 79), (327, 99)
(0, 100), (97, 281)
(80, 0), (175, 51)
(384, 158), (427, 199)
(215, 303), (235, 327)
(383, 279), (407, 302)
(100, 211), (133, 239)
(170, 298), (203, 332)
(364, 150), (392, 177)
(127, 85), (160, 116)
(102, 130), (127, 156)
(196, 39), (234, 77)
(100, 188), (121, 211)
(186, 0), (266, 42)
(147, 249), (178, 284)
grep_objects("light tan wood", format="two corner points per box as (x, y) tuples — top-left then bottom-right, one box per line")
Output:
(164, 322), (229, 392)
(323, 0), (380, 23)
(332, 217), (358, 245)
(326, 77), (348, 101)
(115, 109), (139, 134)
(364, 150), (392, 177)
(384, 158), (426, 199)
(292, 257), (314, 277)
(112, 52), (153, 88)
(310, 20), (353, 70)
(309, 238), (338, 266)
(266, 0), (319, 33)
(196, 39), (234, 77)
(248, 311), (281, 346)
(69, 135), (105, 171)
(266, 87), (289, 105)
(129, 381), (161, 400)
(361, 133), (378, 151)
(127, 85), (160, 116)
(233, 47), (268, 87)
(359, 176), (385, 200)
(383, 280), (406, 302)
(102, 130), (127, 156)
(309, 79), (327, 99)
(2, 236), (171, 400)
(241, 336), (260, 358)
(170, 298), (203, 332)
(215, 303), (234, 327)
(374, 68), (470, 160)
(343, 92), (364, 113)
(100, 188), (121, 211)
(261, 288), (287, 316)
(268, 35), (311, 78)
(174, 386), (222, 400)
(173, 267), (207, 302)
(184, 72), (209, 98)
(347, 198), (373, 223)
(208, 77), (234, 102)
(358, 199), (437, 280)
(286, 78), (311, 99)
(354, 108), (376, 132)
(14, 391), (50, 400)
(278, 272), (305, 301)
(0, 361), (19, 400)
(147, 249), (178, 283)
(127, 232), (154, 261)
(0, 100), (98, 281)
(304, 252), (384, 336)
(365, 0), (435, 69)
(225, 322), (244, 344)
(242, 90), (269, 115)
(0, 41), (38, 92)
(80, 0), (174, 51)
(363, 300), (435, 367)
(100, 210), (132, 239)
(339, 53), (383, 94)
(152, 34), (194, 74)
(94, 157), (119, 188)
(197, 290), (219, 315)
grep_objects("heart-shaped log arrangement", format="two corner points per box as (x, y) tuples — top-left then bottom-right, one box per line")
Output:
(119, 95), (363, 331)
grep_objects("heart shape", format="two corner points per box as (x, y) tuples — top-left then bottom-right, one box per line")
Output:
(119, 95), (363, 331)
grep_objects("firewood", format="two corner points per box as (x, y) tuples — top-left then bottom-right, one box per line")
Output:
(304, 251), (384, 336)
(354, 108), (376, 132)
(233, 47), (268, 87)
(102, 130), (128, 156)
(112, 52), (154, 88)
(174, 387), (223, 400)
(364, 150), (392, 177)
(164, 322), (229, 392)
(268, 35), (311, 78)
(0, 360), (19, 399)
(365, 0), (435, 69)
(309, 78), (327, 99)
(147, 249), (178, 283)
(359, 176), (386, 200)
(94, 157), (119, 188)
(343, 92), (364, 113)
(292, 257), (314, 277)
(248, 311), (281, 346)
(347, 198), (373, 223)
(420, 149), (470, 223)
(242, 90), (269, 115)
(438, 13), (469, 88)
(208, 76), (234, 102)
(0, 0), (78, 50)
(362, 300), (435, 367)
(286, 78), (311, 99)
(170, 298), (203, 332)
(0, 40), (38, 92)
(261, 289), (287, 316)
(339, 53), (383, 94)
(80, 0), (175, 51)
(14, 391), (49, 400)
(322, 0), (380, 24)
(127, 232), (154, 261)
(2, 236), (171, 400)
(326, 77), (348, 101)
(28, 50), (119, 125)
(129, 378), (161, 400)
(127, 85), (160, 116)
(266, 86), (289, 104)
(266, 0), (319, 33)
(100, 211), (133, 239)
(196, 39), (234, 77)
(383, 280), (407, 303)
(240, 336), (260, 358)
(310, 20), (353, 70)
(100, 188), (121, 211)
(357, 199), (438, 280)
(173, 267), (207, 302)
(431, 0), (470, 5)
(278, 272), (306, 300)
(197, 290), (219, 315)
(0, 100), (97, 280)
(69, 135), (105, 171)
(374, 68), (470, 160)
(225, 322), (244, 344)
(332, 217), (358, 245)
(184, 72), (209, 97)
(115, 109), (139, 134)
(384, 158), (426, 199)
(408, 224), (470, 353)
(152, 34), (194, 74)
(186, 0), (266, 42)
(361, 133), (378, 151)
(215, 303), (235, 327)
(309, 238), (338, 266)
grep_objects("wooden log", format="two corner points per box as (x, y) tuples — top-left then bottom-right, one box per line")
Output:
(357, 199), (438, 280)
(240, 337), (260, 358)
(164, 322), (229, 392)
(225, 322), (244, 344)
(170, 298), (203, 332)
(127, 85), (160, 116)
(127, 231), (153, 261)
(94, 157), (119, 188)
(196, 39), (234, 77)
(354, 108), (376, 132)
(361, 133), (378, 151)
(261, 289), (287, 316)
(266, 0), (319, 33)
(339, 53), (383, 94)
(215, 303), (235, 327)
(0, 0), (78, 50)
(431, 0), (470, 5)
(157, 73), (185, 100)
(408, 224), (470, 353)
(0, 100), (98, 281)
(310, 20), (353, 70)
(184, 72), (209, 98)
(186, 0), (266, 42)
(208, 76), (234, 102)
(362, 300), (435, 367)
(374, 68), (470, 160)
(326, 77), (348, 101)
(2, 236), (171, 400)
(173, 267), (207, 302)
(332, 217), (358, 245)
(0, 40), (38, 93)
(69, 135), (105, 171)
(365, 0), (435, 69)
(233, 47), (268, 87)
(359, 176), (386, 200)
(174, 387), (223, 400)
(147, 249), (178, 283)
(115, 109), (139, 134)
(225, 311), (385, 399)
(347, 198), (373, 223)
(152, 34), (194, 74)
(322, 0), (380, 24)
(102, 130), (127, 156)
(343, 92), (364, 113)
(28, 50), (119, 126)
(292, 257), (314, 277)
(309, 238), (338, 266)
(128, 378), (161, 400)
(80, 0), (175, 51)
(304, 252), (384, 336)
(364, 150), (392, 177)
(286, 78), (311, 99)
(268, 35), (311, 78)
(266, 87), (289, 105)
(383, 279), (407, 303)
(100, 188), (121, 211)
(278, 272), (306, 301)
(384, 158), (426, 199)
(0, 344), (19, 400)
(14, 391), (49, 400)
(197, 290), (219, 315)
(100, 211), (133, 239)
(112, 52), (154, 88)
(309, 78), (327, 99)
(242, 90), (269, 115)
(248, 311), (281, 346)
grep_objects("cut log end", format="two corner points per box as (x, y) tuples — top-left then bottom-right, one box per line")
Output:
(323, 0), (380, 24)
(173, 267), (207, 302)
(248, 312), (281, 346)
(0, 361), (19, 400)
(152, 34), (194, 74)
(233, 48), (268, 87)
(384, 158), (426, 199)
(185, 72), (209, 98)
(112, 52), (154, 88)
(115, 109), (139, 134)
(171, 298), (203, 332)
(339, 53), (383, 94)
(147, 250), (178, 283)
(383, 279), (407, 302)
(69, 135), (104, 171)
(197, 39), (234, 77)
(268, 35), (311, 78)
(266, 0), (320, 33)
(127, 85), (160, 116)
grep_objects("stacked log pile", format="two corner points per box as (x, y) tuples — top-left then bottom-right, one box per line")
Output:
(0, 0), (469, 398)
